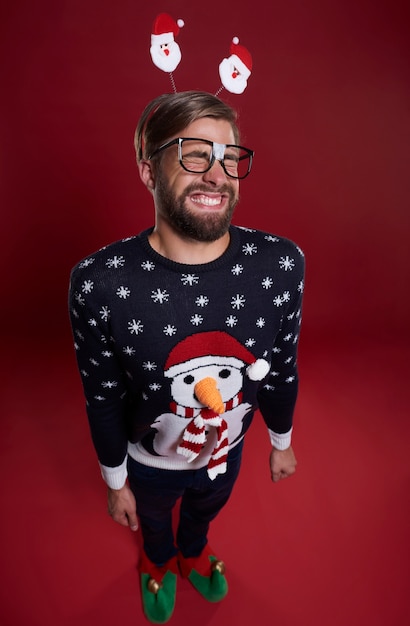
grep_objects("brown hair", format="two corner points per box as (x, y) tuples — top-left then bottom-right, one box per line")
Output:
(134, 91), (240, 162)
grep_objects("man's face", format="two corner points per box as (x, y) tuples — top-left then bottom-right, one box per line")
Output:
(153, 118), (240, 243)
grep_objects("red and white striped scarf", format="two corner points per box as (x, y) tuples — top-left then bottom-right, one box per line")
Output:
(172, 393), (242, 480)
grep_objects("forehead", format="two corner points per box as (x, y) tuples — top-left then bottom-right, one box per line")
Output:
(178, 118), (237, 145)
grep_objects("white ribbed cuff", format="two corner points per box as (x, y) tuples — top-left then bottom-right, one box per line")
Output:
(268, 427), (292, 450)
(99, 456), (128, 489)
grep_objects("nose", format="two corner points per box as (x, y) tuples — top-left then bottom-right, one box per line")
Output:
(194, 377), (225, 414)
(202, 159), (229, 185)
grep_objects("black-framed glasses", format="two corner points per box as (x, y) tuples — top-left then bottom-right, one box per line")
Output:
(148, 137), (254, 180)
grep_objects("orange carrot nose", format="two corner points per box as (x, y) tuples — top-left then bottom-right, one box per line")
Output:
(194, 377), (225, 414)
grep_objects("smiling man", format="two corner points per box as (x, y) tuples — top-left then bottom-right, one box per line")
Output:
(68, 90), (305, 624)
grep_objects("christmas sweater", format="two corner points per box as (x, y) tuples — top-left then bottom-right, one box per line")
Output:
(68, 225), (305, 487)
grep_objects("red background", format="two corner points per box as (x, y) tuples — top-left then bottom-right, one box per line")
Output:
(1, 2), (409, 625)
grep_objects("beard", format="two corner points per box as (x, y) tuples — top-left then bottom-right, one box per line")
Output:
(155, 173), (239, 243)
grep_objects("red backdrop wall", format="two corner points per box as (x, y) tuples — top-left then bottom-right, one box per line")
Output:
(1, 0), (409, 344)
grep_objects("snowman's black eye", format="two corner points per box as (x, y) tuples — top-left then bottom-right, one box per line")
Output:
(219, 369), (231, 379)
(183, 375), (195, 385)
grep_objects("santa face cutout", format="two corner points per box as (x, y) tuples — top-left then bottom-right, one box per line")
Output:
(219, 58), (249, 94)
(218, 38), (253, 95)
(150, 38), (182, 73)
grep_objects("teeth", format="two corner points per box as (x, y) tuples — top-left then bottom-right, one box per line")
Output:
(191, 195), (221, 207)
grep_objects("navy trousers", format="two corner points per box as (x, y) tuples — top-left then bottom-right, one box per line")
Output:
(127, 440), (244, 566)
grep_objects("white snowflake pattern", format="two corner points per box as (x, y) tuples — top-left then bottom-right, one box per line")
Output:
(231, 294), (246, 310)
(88, 318), (97, 326)
(164, 325), (177, 336)
(99, 306), (110, 321)
(286, 376), (296, 383)
(265, 235), (280, 243)
(89, 358), (99, 366)
(225, 315), (238, 327)
(143, 361), (157, 371)
(79, 257), (95, 268)
(242, 242), (258, 255)
(141, 260), (155, 271)
(82, 280), (94, 293)
(262, 277), (273, 289)
(181, 274), (199, 286)
(128, 319), (144, 335)
(74, 342), (79, 351)
(231, 264), (243, 275)
(71, 308), (79, 319)
(279, 256), (295, 271)
(190, 314), (203, 326)
(106, 255), (125, 269)
(102, 350), (113, 357)
(272, 347), (281, 353)
(285, 357), (293, 364)
(101, 381), (118, 389)
(123, 346), (136, 356)
(270, 371), (280, 377)
(142, 392), (148, 401)
(298, 279), (304, 293)
(256, 317), (265, 328)
(151, 288), (170, 304)
(75, 293), (85, 306)
(75, 329), (84, 341)
(195, 295), (209, 307)
(264, 384), (275, 391)
(117, 286), (131, 299)
(94, 395), (106, 401)
(282, 291), (291, 302)
(245, 338), (256, 347)
(273, 295), (284, 307)
(283, 333), (293, 342)
(149, 382), (162, 391)
(80, 369), (89, 377)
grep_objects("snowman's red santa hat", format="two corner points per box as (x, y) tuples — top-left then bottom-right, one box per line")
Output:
(229, 37), (252, 79)
(164, 331), (269, 381)
(151, 13), (185, 47)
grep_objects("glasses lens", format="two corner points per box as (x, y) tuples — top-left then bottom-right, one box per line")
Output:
(180, 139), (212, 173)
(223, 145), (252, 179)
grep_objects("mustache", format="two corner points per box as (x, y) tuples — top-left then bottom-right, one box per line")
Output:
(182, 182), (234, 196)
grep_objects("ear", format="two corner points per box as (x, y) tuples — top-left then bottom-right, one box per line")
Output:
(138, 159), (156, 191)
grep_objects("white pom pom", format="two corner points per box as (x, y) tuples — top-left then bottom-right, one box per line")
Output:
(232, 36), (239, 44)
(246, 359), (270, 381)
(177, 19), (185, 28)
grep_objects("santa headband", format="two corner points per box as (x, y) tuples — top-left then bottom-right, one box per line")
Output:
(149, 12), (253, 95)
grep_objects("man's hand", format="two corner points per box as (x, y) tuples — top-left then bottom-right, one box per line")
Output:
(107, 483), (138, 531)
(270, 446), (297, 483)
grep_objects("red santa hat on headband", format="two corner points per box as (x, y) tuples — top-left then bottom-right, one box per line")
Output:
(218, 37), (253, 94)
(151, 13), (184, 47)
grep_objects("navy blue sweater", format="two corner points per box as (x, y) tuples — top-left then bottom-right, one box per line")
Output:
(68, 225), (304, 487)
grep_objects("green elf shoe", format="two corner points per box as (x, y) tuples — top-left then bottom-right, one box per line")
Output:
(178, 545), (228, 603)
(139, 551), (178, 624)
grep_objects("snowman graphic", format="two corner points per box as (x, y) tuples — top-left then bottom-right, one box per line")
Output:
(150, 331), (269, 479)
